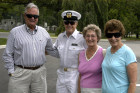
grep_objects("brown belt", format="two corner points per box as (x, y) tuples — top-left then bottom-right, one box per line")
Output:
(16, 65), (42, 70)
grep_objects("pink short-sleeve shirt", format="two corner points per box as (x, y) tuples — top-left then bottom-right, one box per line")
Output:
(78, 46), (104, 88)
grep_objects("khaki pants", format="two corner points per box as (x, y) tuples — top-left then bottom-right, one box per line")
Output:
(8, 65), (47, 93)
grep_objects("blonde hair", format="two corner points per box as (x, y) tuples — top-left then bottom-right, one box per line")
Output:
(83, 24), (101, 42)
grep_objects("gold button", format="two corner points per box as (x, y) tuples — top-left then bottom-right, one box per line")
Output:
(64, 68), (67, 71)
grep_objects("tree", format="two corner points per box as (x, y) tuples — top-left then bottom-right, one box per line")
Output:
(107, 0), (140, 38)
(0, 0), (139, 38)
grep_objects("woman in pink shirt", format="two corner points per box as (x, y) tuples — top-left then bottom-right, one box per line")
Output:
(78, 24), (105, 93)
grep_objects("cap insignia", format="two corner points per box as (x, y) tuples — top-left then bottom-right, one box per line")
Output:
(66, 12), (72, 18)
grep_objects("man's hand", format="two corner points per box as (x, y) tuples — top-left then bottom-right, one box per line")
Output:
(8, 73), (13, 77)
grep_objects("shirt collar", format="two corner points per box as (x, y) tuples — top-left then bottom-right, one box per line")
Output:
(63, 29), (79, 39)
(25, 24), (38, 35)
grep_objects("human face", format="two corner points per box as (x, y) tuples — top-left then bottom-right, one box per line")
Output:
(24, 8), (39, 30)
(85, 30), (98, 47)
(64, 20), (78, 37)
(107, 30), (122, 48)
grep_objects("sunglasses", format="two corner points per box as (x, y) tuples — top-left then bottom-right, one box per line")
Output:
(106, 33), (121, 38)
(64, 21), (75, 25)
(26, 14), (39, 19)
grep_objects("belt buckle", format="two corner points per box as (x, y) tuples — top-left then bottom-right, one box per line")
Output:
(31, 67), (36, 70)
(64, 68), (67, 71)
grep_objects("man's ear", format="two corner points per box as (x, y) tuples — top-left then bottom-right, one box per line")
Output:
(23, 13), (26, 19)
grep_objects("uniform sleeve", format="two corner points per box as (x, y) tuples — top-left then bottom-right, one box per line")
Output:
(2, 30), (15, 74)
(125, 47), (137, 66)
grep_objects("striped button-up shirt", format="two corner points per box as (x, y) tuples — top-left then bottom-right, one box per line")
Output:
(3, 24), (57, 74)
(53, 30), (87, 68)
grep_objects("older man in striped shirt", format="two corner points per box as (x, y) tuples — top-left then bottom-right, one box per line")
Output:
(2, 3), (57, 93)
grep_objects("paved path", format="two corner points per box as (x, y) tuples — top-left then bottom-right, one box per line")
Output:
(0, 32), (9, 38)
(0, 32), (140, 93)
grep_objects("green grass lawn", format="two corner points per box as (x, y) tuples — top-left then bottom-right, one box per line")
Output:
(0, 38), (7, 45)
(1, 31), (139, 45)
(123, 34), (140, 40)
(49, 33), (57, 37)
(0, 29), (8, 45)
(0, 29), (9, 32)
(0, 31), (57, 45)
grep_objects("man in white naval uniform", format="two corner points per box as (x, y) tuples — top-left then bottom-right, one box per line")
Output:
(53, 10), (87, 93)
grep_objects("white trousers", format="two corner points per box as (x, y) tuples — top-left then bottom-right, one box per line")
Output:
(8, 65), (47, 93)
(56, 69), (79, 93)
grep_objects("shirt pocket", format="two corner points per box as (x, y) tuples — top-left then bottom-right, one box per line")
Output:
(68, 46), (84, 58)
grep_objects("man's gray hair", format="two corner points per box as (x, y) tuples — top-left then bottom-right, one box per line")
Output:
(25, 3), (39, 15)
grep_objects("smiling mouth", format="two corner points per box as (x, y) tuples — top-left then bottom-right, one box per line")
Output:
(29, 20), (36, 22)
(110, 40), (117, 44)
(87, 41), (94, 44)
(67, 26), (72, 28)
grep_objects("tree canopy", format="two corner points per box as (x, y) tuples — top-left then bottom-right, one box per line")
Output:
(0, 0), (140, 38)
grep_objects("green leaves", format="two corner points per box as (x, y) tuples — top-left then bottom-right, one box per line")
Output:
(0, 0), (139, 38)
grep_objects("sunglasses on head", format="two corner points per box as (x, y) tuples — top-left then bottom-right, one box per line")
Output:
(106, 32), (121, 38)
(64, 21), (75, 25)
(25, 14), (39, 19)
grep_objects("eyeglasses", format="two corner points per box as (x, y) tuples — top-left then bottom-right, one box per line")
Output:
(106, 33), (121, 38)
(85, 35), (96, 38)
(25, 14), (39, 19)
(64, 21), (75, 25)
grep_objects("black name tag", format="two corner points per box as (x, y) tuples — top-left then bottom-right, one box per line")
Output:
(71, 43), (78, 46)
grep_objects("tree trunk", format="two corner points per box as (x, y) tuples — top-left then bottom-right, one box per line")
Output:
(136, 33), (139, 38)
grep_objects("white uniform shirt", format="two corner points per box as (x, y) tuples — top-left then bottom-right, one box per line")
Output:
(54, 29), (87, 68)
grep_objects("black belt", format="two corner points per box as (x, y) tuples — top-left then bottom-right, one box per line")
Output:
(16, 65), (42, 70)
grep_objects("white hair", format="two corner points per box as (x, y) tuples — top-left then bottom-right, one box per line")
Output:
(24, 3), (39, 15)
